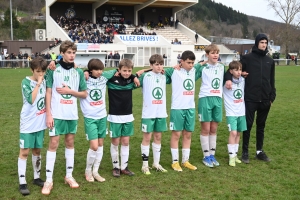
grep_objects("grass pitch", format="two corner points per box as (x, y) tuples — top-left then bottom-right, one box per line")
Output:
(0, 66), (299, 199)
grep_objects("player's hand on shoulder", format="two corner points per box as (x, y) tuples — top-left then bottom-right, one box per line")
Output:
(84, 71), (89, 80)
(173, 64), (181, 70)
(225, 80), (232, 90)
(242, 71), (248, 78)
(48, 61), (56, 71)
(134, 77), (140, 87)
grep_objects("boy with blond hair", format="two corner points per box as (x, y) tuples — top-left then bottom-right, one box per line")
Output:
(198, 44), (225, 167)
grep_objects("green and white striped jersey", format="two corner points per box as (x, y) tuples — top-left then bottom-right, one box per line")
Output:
(46, 65), (87, 120)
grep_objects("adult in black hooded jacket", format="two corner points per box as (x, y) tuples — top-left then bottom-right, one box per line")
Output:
(225, 33), (276, 163)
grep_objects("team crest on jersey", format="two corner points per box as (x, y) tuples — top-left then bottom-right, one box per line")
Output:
(211, 78), (220, 89)
(183, 79), (194, 91)
(233, 89), (243, 99)
(90, 89), (102, 101)
(127, 79), (132, 83)
(36, 97), (46, 116)
(152, 87), (163, 104)
(61, 85), (72, 99)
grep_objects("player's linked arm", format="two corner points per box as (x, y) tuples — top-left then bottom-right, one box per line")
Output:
(45, 87), (54, 129)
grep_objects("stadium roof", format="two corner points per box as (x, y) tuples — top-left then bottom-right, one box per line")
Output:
(55, 0), (196, 7)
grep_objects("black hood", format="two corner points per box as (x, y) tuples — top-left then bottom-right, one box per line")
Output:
(255, 33), (268, 47)
(253, 33), (269, 56)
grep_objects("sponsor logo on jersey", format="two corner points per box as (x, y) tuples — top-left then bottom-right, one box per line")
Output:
(152, 87), (163, 100)
(210, 90), (220, 94)
(152, 100), (163, 104)
(233, 99), (243, 103)
(183, 91), (194, 95)
(60, 99), (73, 104)
(36, 108), (46, 116)
(90, 100), (103, 106)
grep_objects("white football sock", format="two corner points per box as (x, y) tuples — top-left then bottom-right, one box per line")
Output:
(32, 154), (41, 179)
(141, 144), (150, 167)
(46, 151), (56, 183)
(86, 149), (96, 172)
(93, 146), (103, 174)
(182, 148), (190, 163)
(200, 135), (210, 157)
(18, 157), (27, 184)
(121, 145), (129, 170)
(152, 143), (161, 166)
(171, 148), (179, 163)
(209, 135), (217, 155)
(65, 148), (74, 178)
(110, 143), (119, 169)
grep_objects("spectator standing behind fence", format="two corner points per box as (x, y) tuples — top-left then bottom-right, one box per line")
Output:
(286, 54), (291, 65)
(113, 52), (120, 67)
(44, 52), (51, 60)
(295, 55), (298, 65)
(0, 52), (3, 68)
(177, 54), (181, 64)
(195, 33), (199, 44)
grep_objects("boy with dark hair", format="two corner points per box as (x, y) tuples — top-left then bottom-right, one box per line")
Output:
(140, 54), (170, 175)
(198, 44), (225, 168)
(164, 50), (202, 172)
(80, 58), (116, 182)
(225, 33), (276, 163)
(18, 57), (48, 195)
(223, 61), (246, 166)
(42, 40), (87, 195)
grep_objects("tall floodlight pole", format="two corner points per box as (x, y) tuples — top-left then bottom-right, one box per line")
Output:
(10, 0), (13, 40)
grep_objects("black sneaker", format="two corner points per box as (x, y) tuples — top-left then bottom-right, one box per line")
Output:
(112, 168), (120, 178)
(241, 152), (249, 164)
(256, 151), (271, 162)
(33, 178), (44, 187)
(121, 167), (135, 176)
(19, 184), (30, 196)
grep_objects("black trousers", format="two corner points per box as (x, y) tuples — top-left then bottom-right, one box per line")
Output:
(243, 101), (271, 153)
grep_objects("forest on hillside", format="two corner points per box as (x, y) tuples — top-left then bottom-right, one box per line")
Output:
(0, 0), (299, 52)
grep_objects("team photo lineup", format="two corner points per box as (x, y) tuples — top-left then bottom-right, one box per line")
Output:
(5, 0), (300, 199)
(17, 36), (275, 196)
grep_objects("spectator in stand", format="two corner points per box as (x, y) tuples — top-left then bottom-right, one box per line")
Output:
(295, 55), (298, 65)
(49, 44), (53, 49)
(51, 51), (57, 61)
(159, 15), (163, 24)
(175, 19), (179, 29)
(44, 52), (51, 60)
(113, 51), (120, 67)
(170, 16), (174, 27)
(31, 53), (35, 59)
(163, 54), (167, 65)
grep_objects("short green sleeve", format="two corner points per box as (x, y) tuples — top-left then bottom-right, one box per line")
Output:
(46, 70), (54, 88)
(76, 68), (87, 91)
(164, 68), (174, 84)
(194, 63), (204, 81)
(21, 79), (33, 104)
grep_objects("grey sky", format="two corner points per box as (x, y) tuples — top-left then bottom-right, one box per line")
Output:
(212, 0), (282, 22)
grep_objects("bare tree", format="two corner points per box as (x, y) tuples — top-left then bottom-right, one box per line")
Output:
(266, 0), (300, 55)
(177, 10), (195, 27)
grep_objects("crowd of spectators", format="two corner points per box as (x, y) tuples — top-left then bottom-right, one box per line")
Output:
(131, 26), (157, 35)
(171, 38), (181, 45)
(55, 16), (129, 44)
